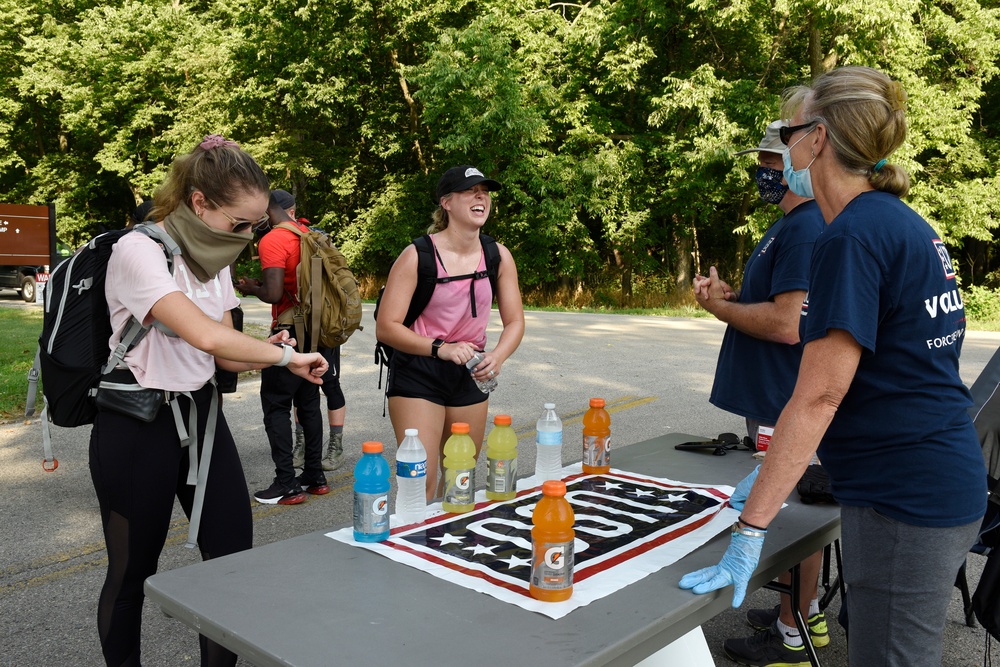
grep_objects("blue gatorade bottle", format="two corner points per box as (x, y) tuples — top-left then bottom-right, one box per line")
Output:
(353, 441), (391, 542)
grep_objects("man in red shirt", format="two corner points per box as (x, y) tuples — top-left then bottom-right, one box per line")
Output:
(237, 190), (330, 504)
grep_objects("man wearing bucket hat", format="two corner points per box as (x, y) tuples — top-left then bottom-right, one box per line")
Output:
(691, 121), (828, 666)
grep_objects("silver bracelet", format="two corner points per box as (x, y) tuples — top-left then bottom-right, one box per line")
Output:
(731, 522), (767, 539)
(274, 343), (294, 367)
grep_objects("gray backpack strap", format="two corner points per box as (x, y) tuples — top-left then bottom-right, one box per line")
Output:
(168, 377), (220, 549)
(133, 223), (182, 338)
(25, 346), (41, 417)
(40, 398), (57, 472)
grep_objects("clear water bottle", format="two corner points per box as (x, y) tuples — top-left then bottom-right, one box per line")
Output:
(466, 353), (498, 394)
(535, 403), (563, 482)
(396, 428), (427, 524)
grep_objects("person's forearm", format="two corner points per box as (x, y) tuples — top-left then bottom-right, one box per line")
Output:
(708, 297), (801, 344)
(490, 319), (524, 363)
(739, 397), (832, 528)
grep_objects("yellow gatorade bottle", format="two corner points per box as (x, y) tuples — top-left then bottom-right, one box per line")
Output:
(442, 422), (477, 513)
(486, 414), (518, 501)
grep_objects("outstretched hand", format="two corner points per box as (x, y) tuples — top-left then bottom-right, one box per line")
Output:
(678, 531), (764, 607)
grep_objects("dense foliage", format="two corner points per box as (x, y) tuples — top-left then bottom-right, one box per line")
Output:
(1, 0), (998, 301)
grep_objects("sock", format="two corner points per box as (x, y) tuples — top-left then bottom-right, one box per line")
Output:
(330, 424), (344, 434)
(776, 618), (803, 648)
(295, 421), (302, 433)
(808, 598), (820, 617)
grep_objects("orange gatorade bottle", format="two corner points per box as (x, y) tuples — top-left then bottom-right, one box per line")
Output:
(530, 480), (575, 602)
(442, 422), (477, 513)
(582, 397), (611, 474)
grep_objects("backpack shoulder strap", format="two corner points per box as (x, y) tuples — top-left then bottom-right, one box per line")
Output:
(404, 234), (437, 327)
(131, 223), (181, 338)
(274, 221), (306, 237)
(479, 233), (501, 302)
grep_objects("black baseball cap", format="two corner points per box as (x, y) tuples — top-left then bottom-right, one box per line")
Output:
(271, 189), (295, 210)
(434, 165), (502, 203)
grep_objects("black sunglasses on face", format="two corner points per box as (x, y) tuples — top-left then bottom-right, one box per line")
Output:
(779, 121), (818, 146)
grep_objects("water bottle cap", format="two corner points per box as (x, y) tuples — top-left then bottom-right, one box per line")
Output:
(544, 403), (555, 409)
(589, 397), (606, 408)
(362, 441), (384, 453)
(493, 414), (511, 426)
(404, 428), (418, 437)
(541, 480), (567, 496)
(451, 422), (470, 434)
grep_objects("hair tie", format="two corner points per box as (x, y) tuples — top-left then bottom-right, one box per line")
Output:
(887, 81), (907, 112)
(199, 134), (240, 151)
(873, 158), (888, 173)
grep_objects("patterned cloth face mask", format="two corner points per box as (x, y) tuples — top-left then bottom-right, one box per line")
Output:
(754, 167), (787, 204)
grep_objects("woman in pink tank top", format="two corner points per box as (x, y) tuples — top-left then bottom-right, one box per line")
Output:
(376, 165), (525, 500)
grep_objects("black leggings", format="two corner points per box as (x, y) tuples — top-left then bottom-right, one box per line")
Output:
(89, 384), (253, 667)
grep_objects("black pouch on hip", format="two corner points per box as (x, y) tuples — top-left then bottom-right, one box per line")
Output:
(94, 367), (167, 423)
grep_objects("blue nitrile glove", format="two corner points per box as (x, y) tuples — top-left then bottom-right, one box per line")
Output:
(678, 530), (764, 607)
(729, 464), (760, 511)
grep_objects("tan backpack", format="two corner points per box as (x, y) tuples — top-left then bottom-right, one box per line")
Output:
(274, 222), (362, 352)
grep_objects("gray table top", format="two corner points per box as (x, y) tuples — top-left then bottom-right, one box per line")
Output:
(145, 433), (840, 667)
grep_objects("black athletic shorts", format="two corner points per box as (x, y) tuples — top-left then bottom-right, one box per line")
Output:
(386, 350), (488, 407)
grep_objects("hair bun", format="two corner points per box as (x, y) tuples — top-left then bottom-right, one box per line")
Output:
(199, 134), (240, 151)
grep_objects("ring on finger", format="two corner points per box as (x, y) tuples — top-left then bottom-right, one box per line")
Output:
(488, 370), (495, 377)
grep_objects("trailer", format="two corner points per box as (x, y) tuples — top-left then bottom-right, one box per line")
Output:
(0, 203), (57, 302)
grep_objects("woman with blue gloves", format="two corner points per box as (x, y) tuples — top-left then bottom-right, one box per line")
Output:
(680, 66), (986, 667)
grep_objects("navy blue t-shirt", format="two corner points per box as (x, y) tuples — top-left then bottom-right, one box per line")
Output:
(710, 200), (825, 423)
(803, 191), (986, 527)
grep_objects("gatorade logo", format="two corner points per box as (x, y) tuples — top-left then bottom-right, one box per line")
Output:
(544, 546), (566, 570)
(457, 472), (471, 490)
(373, 495), (388, 516)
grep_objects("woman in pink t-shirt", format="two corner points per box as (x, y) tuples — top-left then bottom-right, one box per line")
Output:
(377, 165), (525, 501)
(90, 135), (328, 667)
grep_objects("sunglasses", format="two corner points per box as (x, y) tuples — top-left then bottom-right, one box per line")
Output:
(779, 121), (818, 146)
(207, 199), (270, 233)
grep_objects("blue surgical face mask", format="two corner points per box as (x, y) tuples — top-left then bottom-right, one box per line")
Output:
(782, 128), (817, 199)
(754, 167), (787, 204)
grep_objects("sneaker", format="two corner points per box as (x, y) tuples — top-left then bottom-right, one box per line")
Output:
(723, 621), (810, 667)
(746, 604), (829, 648)
(296, 474), (330, 495)
(292, 425), (305, 469)
(253, 480), (306, 505)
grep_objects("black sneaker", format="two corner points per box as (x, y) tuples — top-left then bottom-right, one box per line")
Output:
(296, 474), (330, 495)
(723, 621), (810, 667)
(746, 603), (830, 648)
(253, 480), (307, 505)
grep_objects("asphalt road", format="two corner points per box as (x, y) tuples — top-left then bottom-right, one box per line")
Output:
(0, 294), (994, 666)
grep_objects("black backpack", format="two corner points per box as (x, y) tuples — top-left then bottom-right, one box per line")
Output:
(26, 224), (178, 468)
(373, 233), (501, 388)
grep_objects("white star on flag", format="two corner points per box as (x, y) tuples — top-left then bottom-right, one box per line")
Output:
(630, 488), (656, 498)
(497, 554), (532, 569)
(463, 544), (498, 556)
(431, 533), (464, 546)
(663, 493), (687, 502)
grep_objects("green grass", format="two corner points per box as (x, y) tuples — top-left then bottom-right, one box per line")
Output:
(0, 306), (43, 420)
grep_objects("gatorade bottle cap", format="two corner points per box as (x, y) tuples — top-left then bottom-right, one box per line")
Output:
(362, 441), (384, 454)
(404, 428), (418, 437)
(541, 480), (567, 496)
(493, 414), (512, 426)
(451, 422), (470, 434)
(589, 397), (606, 408)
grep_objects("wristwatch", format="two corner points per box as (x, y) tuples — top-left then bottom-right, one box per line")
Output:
(431, 338), (444, 359)
(273, 342), (294, 367)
